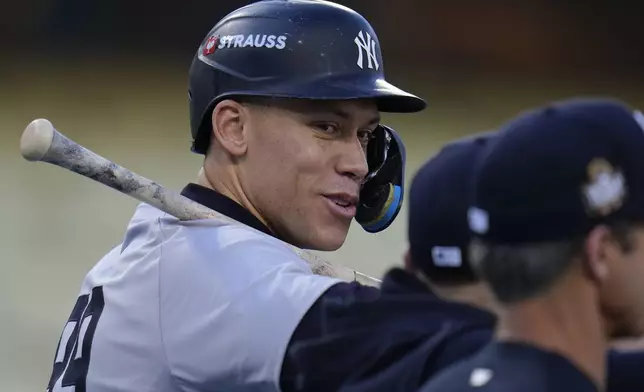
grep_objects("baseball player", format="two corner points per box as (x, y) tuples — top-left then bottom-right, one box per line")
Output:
(287, 131), (644, 392)
(421, 98), (644, 392)
(44, 1), (425, 391)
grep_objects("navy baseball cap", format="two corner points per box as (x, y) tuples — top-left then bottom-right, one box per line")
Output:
(468, 97), (644, 244)
(408, 132), (496, 284)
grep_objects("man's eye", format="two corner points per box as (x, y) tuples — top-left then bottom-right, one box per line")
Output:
(314, 123), (339, 134)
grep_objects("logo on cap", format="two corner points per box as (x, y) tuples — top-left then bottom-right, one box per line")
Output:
(582, 158), (626, 216)
(431, 246), (463, 267)
(468, 207), (489, 234)
(354, 30), (379, 70)
(633, 110), (644, 133)
(203, 35), (219, 56)
(214, 34), (288, 50)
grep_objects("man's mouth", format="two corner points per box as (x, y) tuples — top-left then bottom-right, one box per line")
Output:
(323, 193), (359, 219)
(324, 193), (358, 207)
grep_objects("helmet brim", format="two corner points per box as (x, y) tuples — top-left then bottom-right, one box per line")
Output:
(214, 74), (427, 114)
(368, 78), (428, 113)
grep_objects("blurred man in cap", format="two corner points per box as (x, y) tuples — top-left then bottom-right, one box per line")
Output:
(421, 98), (644, 392)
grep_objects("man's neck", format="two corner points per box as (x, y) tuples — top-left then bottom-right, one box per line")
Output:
(495, 280), (607, 391)
(433, 283), (498, 313)
(195, 166), (273, 231)
(195, 167), (235, 200)
(414, 271), (498, 313)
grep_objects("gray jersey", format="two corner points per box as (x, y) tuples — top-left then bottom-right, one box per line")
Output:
(46, 203), (341, 392)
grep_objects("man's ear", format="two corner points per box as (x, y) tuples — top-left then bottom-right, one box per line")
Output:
(403, 248), (416, 273)
(210, 99), (249, 157)
(583, 225), (613, 284)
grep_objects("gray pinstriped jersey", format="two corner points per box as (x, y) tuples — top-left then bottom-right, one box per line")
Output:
(47, 203), (340, 392)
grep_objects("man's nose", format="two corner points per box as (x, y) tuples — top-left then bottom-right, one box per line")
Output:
(336, 137), (369, 183)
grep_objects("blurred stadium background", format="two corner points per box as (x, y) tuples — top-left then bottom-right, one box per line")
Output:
(2, 0), (644, 390)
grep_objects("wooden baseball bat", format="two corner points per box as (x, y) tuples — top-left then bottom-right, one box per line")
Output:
(20, 118), (382, 287)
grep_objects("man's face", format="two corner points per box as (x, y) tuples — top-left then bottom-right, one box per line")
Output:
(239, 98), (378, 251)
(598, 226), (644, 338)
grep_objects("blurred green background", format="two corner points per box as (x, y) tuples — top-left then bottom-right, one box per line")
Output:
(3, 0), (644, 390)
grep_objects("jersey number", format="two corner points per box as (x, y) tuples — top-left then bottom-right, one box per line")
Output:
(46, 286), (105, 392)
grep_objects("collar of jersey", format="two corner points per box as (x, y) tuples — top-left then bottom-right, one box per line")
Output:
(181, 183), (274, 238)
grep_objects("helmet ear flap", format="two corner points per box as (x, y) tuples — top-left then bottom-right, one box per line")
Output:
(365, 125), (388, 178)
(356, 125), (406, 233)
(356, 183), (403, 233)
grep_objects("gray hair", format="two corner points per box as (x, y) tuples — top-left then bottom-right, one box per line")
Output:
(469, 239), (580, 304)
(469, 222), (638, 304)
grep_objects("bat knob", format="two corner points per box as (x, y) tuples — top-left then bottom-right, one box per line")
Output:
(21, 118), (55, 162)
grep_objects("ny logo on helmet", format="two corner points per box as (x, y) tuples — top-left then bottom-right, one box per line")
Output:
(354, 31), (379, 70)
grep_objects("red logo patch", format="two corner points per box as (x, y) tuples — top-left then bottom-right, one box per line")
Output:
(203, 35), (219, 56)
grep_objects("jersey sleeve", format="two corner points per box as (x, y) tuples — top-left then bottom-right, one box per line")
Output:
(280, 292), (493, 392)
(157, 226), (340, 392)
(279, 281), (381, 392)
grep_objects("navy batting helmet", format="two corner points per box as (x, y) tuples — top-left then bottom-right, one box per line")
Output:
(188, 0), (427, 154)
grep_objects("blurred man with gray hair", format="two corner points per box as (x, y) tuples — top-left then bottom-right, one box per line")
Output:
(421, 98), (644, 392)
